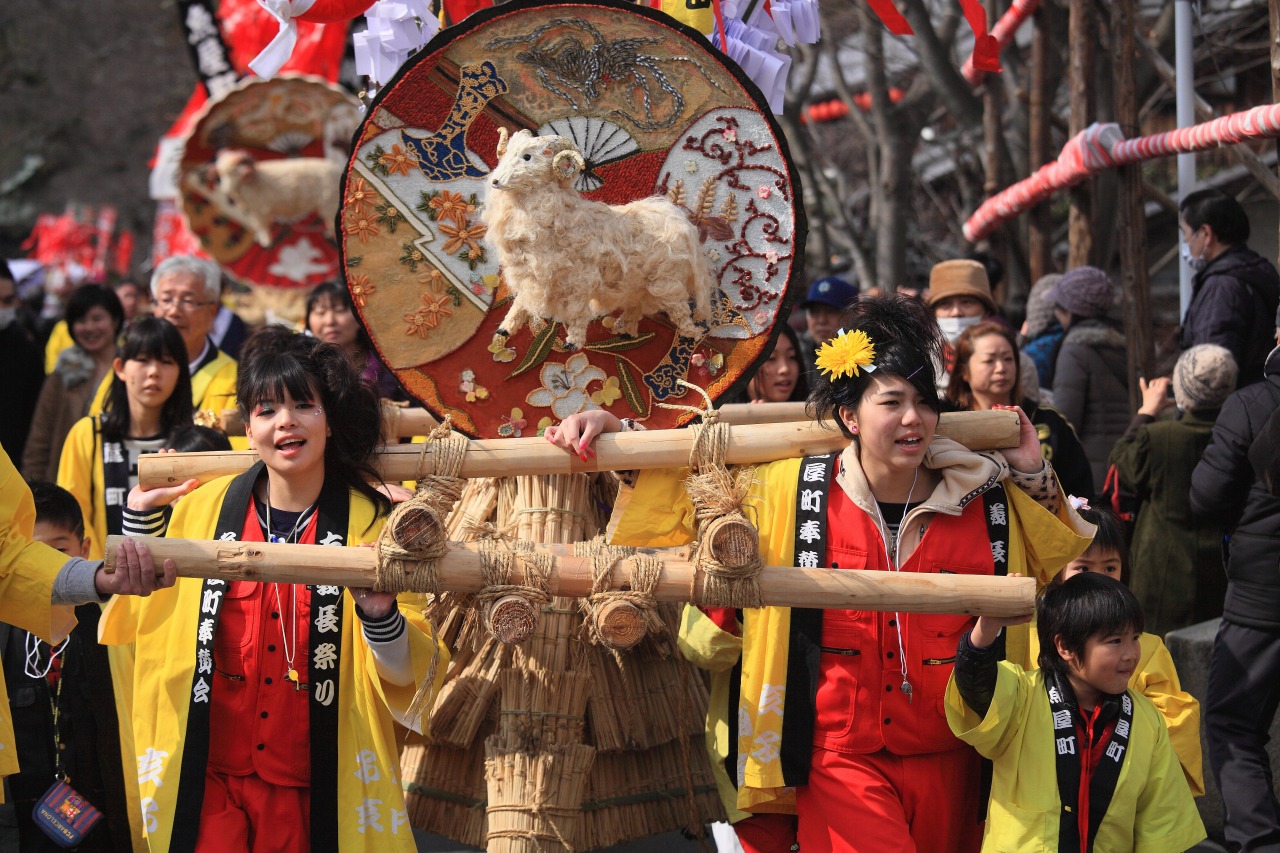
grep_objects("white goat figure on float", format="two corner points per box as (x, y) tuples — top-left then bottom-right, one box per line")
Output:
(482, 128), (714, 350)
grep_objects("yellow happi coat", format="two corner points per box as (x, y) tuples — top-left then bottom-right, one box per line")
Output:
(615, 442), (1094, 814)
(945, 663), (1206, 852)
(0, 445), (77, 786)
(99, 472), (448, 852)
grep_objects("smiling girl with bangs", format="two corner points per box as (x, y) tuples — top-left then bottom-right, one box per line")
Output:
(107, 326), (446, 853)
(547, 295), (1095, 853)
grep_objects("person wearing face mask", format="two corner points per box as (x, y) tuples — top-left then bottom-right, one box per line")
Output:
(1179, 189), (1280, 387)
(926, 259), (1001, 396)
(1045, 267), (1129, 490)
(0, 259), (45, 464)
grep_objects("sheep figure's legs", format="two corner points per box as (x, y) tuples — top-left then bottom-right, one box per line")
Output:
(560, 319), (591, 351)
(613, 307), (644, 338)
(666, 303), (701, 341)
(497, 299), (532, 340)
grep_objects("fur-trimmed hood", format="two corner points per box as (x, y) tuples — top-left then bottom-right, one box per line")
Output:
(53, 344), (96, 388)
(1062, 318), (1126, 350)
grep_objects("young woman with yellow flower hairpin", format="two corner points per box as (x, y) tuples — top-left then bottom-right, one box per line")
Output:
(548, 296), (1094, 853)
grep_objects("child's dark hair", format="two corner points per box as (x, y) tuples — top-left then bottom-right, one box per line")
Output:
(101, 317), (195, 441)
(1037, 572), (1144, 679)
(167, 425), (233, 453)
(236, 326), (389, 517)
(807, 295), (945, 439)
(1073, 504), (1131, 584)
(28, 480), (86, 540)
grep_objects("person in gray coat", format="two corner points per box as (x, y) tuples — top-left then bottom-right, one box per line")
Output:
(1046, 266), (1130, 489)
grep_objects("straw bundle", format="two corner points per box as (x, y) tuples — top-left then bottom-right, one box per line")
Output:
(428, 637), (509, 748)
(578, 735), (725, 850)
(484, 733), (595, 853)
(495, 669), (591, 750)
(584, 638), (708, 753)
(402, 722), (492, 848)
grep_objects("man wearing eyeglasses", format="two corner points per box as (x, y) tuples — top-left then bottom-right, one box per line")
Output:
(150, 256), (238, 419)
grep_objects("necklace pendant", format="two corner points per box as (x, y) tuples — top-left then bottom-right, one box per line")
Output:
(286, 668), (300, 684)
(901, 679), (913, 704)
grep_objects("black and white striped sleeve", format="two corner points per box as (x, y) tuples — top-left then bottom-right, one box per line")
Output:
(355, 602), (414, 686)
(122, 506), (168, 538)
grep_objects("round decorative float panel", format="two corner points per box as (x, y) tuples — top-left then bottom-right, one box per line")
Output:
(341, 0), (805, 437)
(180, 76), (361, 292)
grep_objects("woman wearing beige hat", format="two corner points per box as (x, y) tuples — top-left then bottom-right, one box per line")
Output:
(1045, 266), (1130, 488)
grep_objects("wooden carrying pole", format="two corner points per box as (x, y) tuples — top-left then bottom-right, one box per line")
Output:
(103, 535), (1036, 618)
(140, 409), (1020, 488)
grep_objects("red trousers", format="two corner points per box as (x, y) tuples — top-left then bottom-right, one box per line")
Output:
(195, 768), (310, 853)
(734, 812), (798, 853)
(795, 747), (983, 853)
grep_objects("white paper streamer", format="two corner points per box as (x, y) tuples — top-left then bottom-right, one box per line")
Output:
(353, 0), (439, 87)
(248, 0), (318, 80)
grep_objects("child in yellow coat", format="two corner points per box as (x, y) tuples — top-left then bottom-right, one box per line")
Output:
(1031, 502), (1205, 796)
(946, 571), (1206, 851)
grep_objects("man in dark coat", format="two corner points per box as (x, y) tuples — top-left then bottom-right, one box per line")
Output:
(0, 260), (44, 462)
(1179, 189), (1280, 386)
(1191, 330), (1280, 852)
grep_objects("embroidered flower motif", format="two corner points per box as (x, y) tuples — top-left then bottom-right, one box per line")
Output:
(379, 144), (414, 177)
(348, 273), (375, 308)
(439, 220), (487, 256)
(685, 159), (699, 174)
(536, 417), (554, 437)
(345, 213), (380, 243)
(690, 352), (706, 368)
(459, 368), (489, 403)
(488, 335), (516, 363)
(403, 290), (453, 338)
(757, 185), (772, 200)
(591, 376), (622, 407)
(429, 190), (477, 226)
(722, 128), (737, 143)
(764, 250), (780, 265)
(346, 178), (375, 213)
(815, 329), (877, 380)
(526, 353), (607, 419)
(498, 407), (527, 437)
(705, 247), (722, 263)
(753, 310), (769, 327)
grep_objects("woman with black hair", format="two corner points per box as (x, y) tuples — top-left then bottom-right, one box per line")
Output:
(106, 326), (446, 853)
(24, 285), (126, 481)
(56, 316), (193, 560)
(548, 296), (1094, 853)
(735, 322), (809, 404)
(305, 281), (403, 400)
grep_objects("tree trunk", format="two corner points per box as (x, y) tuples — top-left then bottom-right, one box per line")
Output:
(1027, 4), (1053, 282)
(1067, 0), (1094, 268)
(1113, 0), (1154, 410)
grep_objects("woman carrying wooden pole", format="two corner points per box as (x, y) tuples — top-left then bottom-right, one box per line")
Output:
(99, 327), (448, 853)
(547, 296), (1095, 853)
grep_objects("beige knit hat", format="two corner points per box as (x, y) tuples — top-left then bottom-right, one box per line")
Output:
(1173, 344), (1238, 414)
(927, 259), (997, 315)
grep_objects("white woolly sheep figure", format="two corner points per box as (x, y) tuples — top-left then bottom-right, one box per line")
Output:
(213, 149), (343, 247)
(482, 128), (714, 350)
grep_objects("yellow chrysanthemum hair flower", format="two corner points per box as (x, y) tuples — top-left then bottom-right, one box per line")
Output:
(815, 328), (878, 380)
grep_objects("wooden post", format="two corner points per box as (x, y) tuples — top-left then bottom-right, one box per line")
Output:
(1067, 0), (1094, 267)
(104, 535), (1039, 618)
(138, 410), (1022, 489)
(982, 0), (1008, 305)
(1112, 0), (1155, 407)
(1027, 2), (1053, 283)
